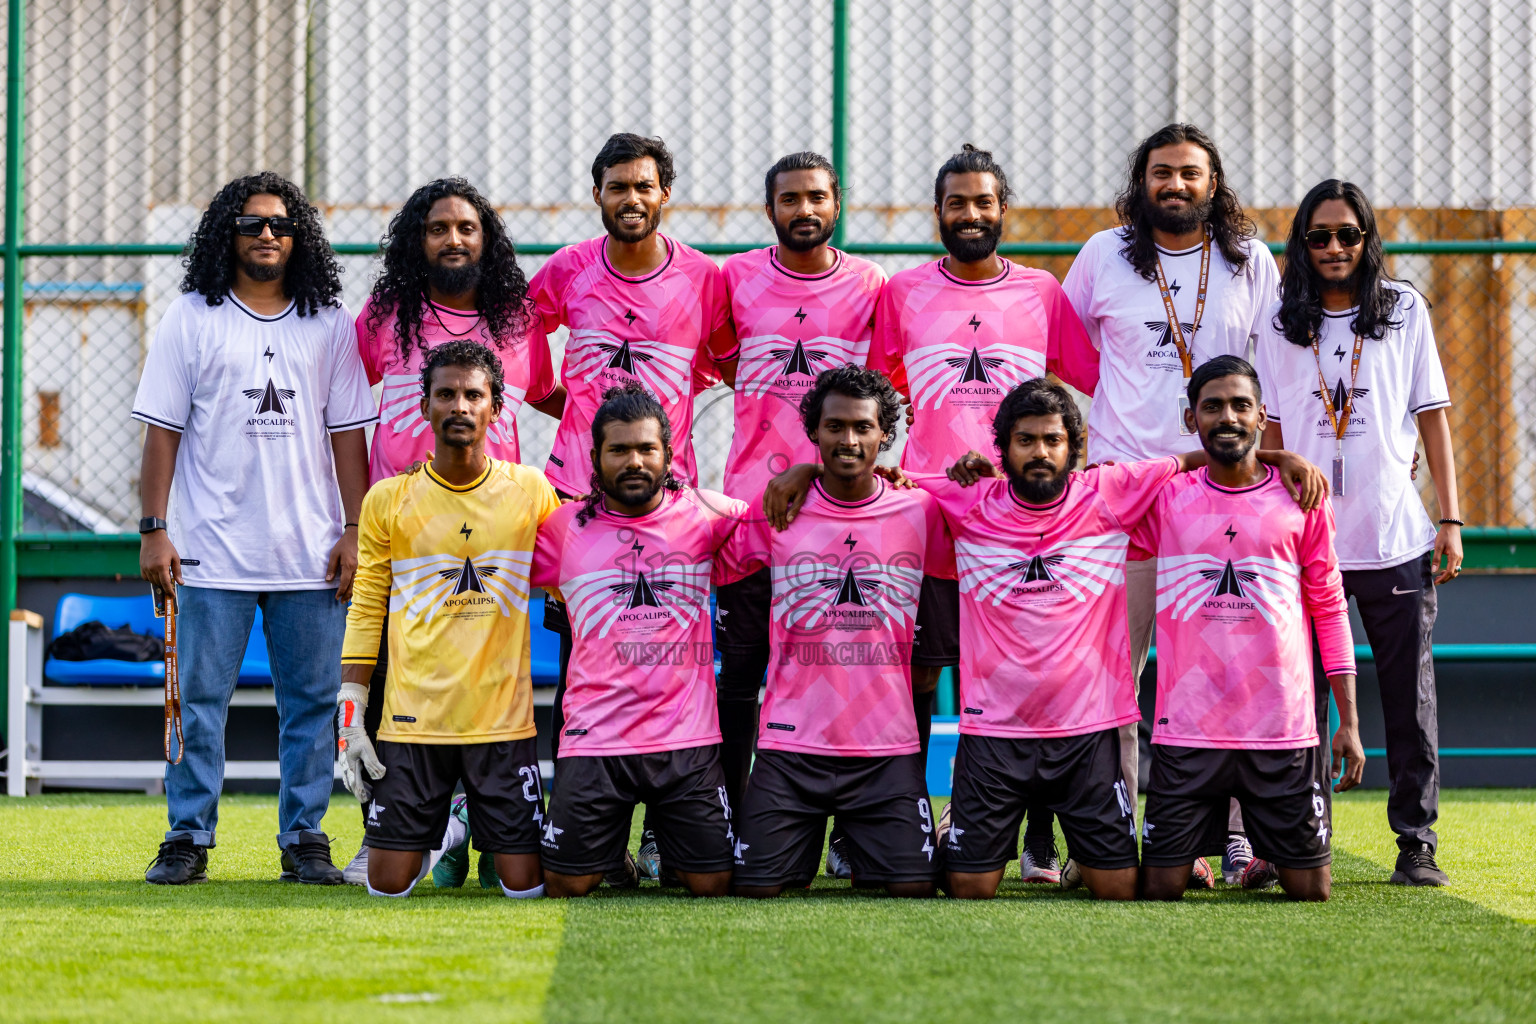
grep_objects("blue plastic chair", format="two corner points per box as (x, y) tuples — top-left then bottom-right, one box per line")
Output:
(45, 593), (165, 686)
(529, 592), (560, 687)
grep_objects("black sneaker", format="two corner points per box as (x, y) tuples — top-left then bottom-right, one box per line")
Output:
(145, 837), (208, 885)
(1391, 842), (1450, 886)
(280, 831), (345, 885)
(604, 848), (640, 889)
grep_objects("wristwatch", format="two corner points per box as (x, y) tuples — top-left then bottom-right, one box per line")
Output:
(138, 516), (168, 534)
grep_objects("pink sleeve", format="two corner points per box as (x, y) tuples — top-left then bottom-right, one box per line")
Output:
(1042, 274), (1100, 396)
(1094, 457), (1181, 531)
(1300, 500), (1356, 676)
(867, 282), (908, 397)
(715, 507), (769, 584)
(525, 319), (559, 404)
(919, 491), (957, 581)
(529, 511), (568, 590)
(526, 256), (569, 337)
(354, 301), (384, 387)
(905, 471), (973, 531)
(710, 497), (759, 585)
(1127, 484), (1169, 562)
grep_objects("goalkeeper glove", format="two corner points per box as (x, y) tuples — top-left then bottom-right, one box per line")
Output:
(336, 681), (385, 803)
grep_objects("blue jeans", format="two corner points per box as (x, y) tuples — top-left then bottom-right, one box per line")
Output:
(164, 586), (345, 850)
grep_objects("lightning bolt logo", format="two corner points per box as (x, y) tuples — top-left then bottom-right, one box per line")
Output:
(623, 308), (638, 326)
(1169, 280), (1182, 295)
(793, 306), (807, 325)
(1224, 524), (1237, 543)
(967, 314), (981, 332)
(262, 346), (274, 362)
(630, 538), (645, 558)
(843, 533), (857, 552)
(1334, 345), (1346, 360)
(460, 522), (473, 541)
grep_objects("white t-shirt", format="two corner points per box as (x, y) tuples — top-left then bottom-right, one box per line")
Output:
(132, 292), (377, 590)
(1253, 283), (1450, 571)
(1063, 228), (1281, 463)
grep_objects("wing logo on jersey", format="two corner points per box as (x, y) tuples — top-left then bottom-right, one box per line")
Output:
(379, 372), (520, 444)
(439, 557), (498, 595)
(771, 560), (922, 630)
(1156, 553), (1301, 624)
(1312, 380), (1370, 412)
(736, 334), (862, 397)
(391, 550), (533, 620)
(562, 562), (711, 638)
(904, 342), (1045, 410)
(957, 533), (1128, 606)
(1143, 320), (1197, 348)
(567, 329), (695, 405)
(242, 380), (297, 415)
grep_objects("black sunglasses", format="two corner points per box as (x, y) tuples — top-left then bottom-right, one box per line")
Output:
(233, 215), (297, 238)
(1305, 225), (1365, 249)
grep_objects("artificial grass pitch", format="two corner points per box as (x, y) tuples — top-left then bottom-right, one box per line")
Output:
(3, 791), (1533, 1023)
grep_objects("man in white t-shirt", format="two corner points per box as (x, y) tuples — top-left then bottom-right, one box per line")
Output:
(1255, 180), (1461, 887)
(134, 173), (375, 885)
(1058, 124), (1283, 886)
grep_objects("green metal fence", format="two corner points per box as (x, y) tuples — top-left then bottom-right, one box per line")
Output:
(3, 0), (1536, 706)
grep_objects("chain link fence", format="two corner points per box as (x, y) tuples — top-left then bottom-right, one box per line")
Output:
(14, 0), (1536, 532)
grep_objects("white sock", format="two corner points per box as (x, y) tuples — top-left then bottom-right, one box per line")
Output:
(365, 854), (432, 897)
(501, 881), (545, 899)
(427, 813), (469, 871)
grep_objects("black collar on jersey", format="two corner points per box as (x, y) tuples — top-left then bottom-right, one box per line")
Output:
(425, 459), (494, 493)
(1153, 240), (1206, 258)
(596, 486), (681, 523)
(1200, 464), (1274, 494)
(228, 293), (296, 322)
(1006, 475), (1073, 514)
(601, 234), (675, 284)
(812, 476), (884, 508)
(770, 246), (843, 281)
(936, 257), (1011, 288)
(1321, 306), (1360, 319)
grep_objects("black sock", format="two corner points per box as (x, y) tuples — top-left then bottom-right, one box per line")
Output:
(913, 686), (934, 762)
(717, 647), (769, 813)
(1024, 806), (1056, 845)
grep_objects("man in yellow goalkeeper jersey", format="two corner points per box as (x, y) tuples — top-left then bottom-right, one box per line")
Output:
(336, 339), (562, 898)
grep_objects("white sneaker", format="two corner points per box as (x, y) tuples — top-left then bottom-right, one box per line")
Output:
(1058, 857), (1083, 890)
(341, 845), (370, 887)
(1020, 838), (1061, 884)
(1222, 833), (1254, 885)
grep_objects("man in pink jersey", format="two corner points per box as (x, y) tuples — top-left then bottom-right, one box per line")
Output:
(526, 137), (735, 863)
(532, 383), (741, 898)
(894, 379), (1320, 900)
(345, 177), (564, 885)
(1140, 356), (1364, 901)
(724, 367), (948, 898)
(710, 151), (888, 826)
(867, 143), (1097, 882)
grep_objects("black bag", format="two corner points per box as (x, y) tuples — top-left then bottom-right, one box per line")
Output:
(47, 620), (165, 662)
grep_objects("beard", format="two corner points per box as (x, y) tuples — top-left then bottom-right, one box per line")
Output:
(603, 467), (664, 508)
(601, 203), (662, 244)
(1145, 186), (1214, 236)
(1005, 457), (1070, 504)
(774, 214), (835, 253)
(439, 416), (477, 449)
(427, 256), (482, 297)
(1204, 426), (1256, 466)
(939, 217), (1003, 263)
(238, 253), (286, 283)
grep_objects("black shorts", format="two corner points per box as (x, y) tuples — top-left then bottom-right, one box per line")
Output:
(1142, 744), (1332, 870)
(364, 738), (544, 855)
(715, 566), (771, 656)
(734, 749), (937, 887)
(944, 729), (1139, 872)
(540, 745), (735, 875)
(912, 575), (959, 667)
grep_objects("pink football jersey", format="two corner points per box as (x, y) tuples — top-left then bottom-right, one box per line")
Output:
(530, 487), (749, 756)
(718, 247), (887, 499)
(868, 259), (1098, 474)
(527, 236), (732, 495)
(1143, 467), (1355, 750)
(720, 479), (952, 757)
(355, 298), (557, 484)
(917, 457), (1180, 738)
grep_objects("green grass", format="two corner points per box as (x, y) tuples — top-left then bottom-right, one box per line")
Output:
(3, 790), (1534, 1023)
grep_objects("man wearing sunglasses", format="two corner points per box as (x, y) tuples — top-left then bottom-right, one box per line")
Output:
(134, 172), (375, 886)
(1254, 180), (1461, 887)
(1055, 124), (1284, 890)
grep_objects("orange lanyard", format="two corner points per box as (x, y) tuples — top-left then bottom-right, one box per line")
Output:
(1152, 233), (1210, 378)
(1311, 330), (1365, 449)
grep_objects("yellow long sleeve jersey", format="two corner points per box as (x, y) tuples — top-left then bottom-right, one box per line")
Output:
(342, 459), (561, 744)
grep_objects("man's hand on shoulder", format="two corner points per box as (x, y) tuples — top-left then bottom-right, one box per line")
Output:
(764, 463), (822, 531)
(397, 451), (433, 477)
(946, 450), (999, 487)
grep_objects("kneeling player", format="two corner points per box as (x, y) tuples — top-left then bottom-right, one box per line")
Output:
(531, 384), (741, 897)
(726, 366), (947, 898)
(337, 341), (561, 898)
(1139, 357), (1364, 902)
